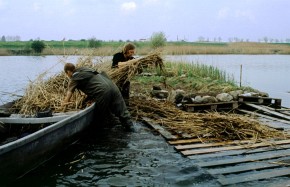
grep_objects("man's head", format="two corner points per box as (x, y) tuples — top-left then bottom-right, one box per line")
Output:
(64, 63), (76, 78)
(123, 43), (135, 58)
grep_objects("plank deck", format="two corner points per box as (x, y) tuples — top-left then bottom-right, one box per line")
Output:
(142, 106), (290, 185)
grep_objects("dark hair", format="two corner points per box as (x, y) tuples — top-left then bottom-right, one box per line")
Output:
(64, 63), (76, 73)
(122, 43), (136, 54)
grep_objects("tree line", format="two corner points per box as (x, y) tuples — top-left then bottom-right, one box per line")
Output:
(0, 32), (167, 54)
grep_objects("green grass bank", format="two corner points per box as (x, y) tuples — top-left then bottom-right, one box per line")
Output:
(1, 40), (290, 56)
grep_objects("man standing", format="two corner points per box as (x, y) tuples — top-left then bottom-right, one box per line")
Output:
(112, 43), (136, 104)
(62, 63), (134, 132)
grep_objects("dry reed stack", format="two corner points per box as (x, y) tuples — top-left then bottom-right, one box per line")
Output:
(108, 52), (164, 86)
(10, 52), (164, 115)
(11, 56), (101, 116)
(129, 97), (288, 141)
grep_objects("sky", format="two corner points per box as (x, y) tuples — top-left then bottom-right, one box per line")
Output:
(0, 0), (290, 42)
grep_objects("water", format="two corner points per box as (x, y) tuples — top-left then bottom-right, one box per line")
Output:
(166, 55), (290, 108)
(1, 55), (290, 186)
(11, 125), (216, 187)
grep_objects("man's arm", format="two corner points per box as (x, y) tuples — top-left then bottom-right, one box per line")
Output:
(63, 90), (73, 104)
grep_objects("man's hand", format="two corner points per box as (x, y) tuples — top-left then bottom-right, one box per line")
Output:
(61, 101), (74, 112)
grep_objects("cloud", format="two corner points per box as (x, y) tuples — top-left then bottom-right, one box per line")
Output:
(217, 7), (255, 23)
(235, 10), (255, 22)
(32, 2), (41, 11)
(121, 1), (137, 12)
(217, 7), (230, 20)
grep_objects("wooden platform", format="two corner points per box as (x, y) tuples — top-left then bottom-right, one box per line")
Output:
(142, 116), (290, 186)
(238, 95), (282, 108)
(170, 138), (290, 185)
(183, 101), (238, 112)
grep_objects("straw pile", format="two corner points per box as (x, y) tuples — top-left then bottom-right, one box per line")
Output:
(11, 72), (84, 115)
(11, 56), (100, 116)
(11, 52), (164, 115)
(129, 97), (288, 141)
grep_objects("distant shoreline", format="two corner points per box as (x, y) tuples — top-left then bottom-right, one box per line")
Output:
(0, 41), (290, 56)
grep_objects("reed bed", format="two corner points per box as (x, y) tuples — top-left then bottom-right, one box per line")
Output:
(129, 97), (287, 141)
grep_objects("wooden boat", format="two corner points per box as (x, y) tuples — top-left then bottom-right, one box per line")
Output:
(0, 103), (95, 181)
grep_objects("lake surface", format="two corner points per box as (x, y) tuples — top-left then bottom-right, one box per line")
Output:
(166, 55), (290, 108)
(0, 55), (290, 186)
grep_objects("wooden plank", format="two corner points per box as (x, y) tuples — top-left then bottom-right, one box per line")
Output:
(182, 139), (290, 156)
(168, 138), (218, 145)
(208, 162), (279, 175)
(245, 103), (290, 120)
(239, 109), (290, 125)
(175, 140), (254, 150)
(196, 149), (290, 167)
(238, 109), (290, 130)
(189, 144), (290, 160)
(184, 101), (238, 112)
(238, 96), (281, 108)
(141, 117), (177, 140)
(218, 167), (290, 185)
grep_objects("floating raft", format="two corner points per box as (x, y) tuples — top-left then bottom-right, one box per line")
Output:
(142, 114), (290, 186)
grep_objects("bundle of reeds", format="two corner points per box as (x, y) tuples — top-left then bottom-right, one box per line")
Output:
(11, 56), (102, 115)
(11, 72), (85, 115)
(129, 96), (288, 141)
(108, 52), (164, 86)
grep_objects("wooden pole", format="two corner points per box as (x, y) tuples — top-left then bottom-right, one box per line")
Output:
(240, 64), (242, 87)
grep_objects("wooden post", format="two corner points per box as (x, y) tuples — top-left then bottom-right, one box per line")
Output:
(240, 64), (242, 87)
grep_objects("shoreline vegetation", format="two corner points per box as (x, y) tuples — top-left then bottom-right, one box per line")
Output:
(1, 40), (290, 56)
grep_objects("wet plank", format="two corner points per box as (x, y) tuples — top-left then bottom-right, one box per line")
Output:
(175, 140), (253, 150)
(207, 162), (279, 175)
(245, 103), (290, 120)
(196, 149), (290, 167)
(141, 117), (178, 140)
(168, 138), (218, 145)
(182, 139), (290, 156)
(218, 167), (290, 185)
(238, 109), (290, 129)
(188, 144), (290, 160)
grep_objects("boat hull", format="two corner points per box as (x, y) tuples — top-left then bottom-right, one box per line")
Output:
(0, 103), (95, 181)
